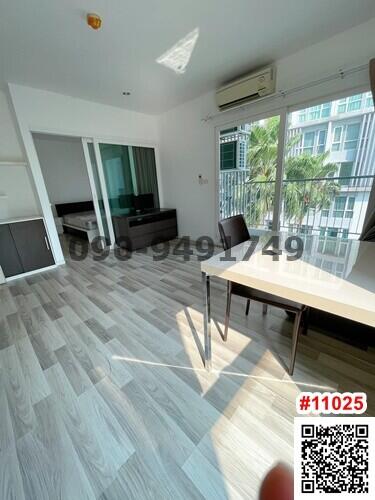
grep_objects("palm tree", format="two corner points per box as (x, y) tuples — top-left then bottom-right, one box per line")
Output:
(245, 117), (340, 228)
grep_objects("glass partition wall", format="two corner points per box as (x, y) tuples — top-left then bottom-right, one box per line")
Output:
(218, 90), (375, 244)
(83, 140), (159, 246)
(99, 144), (159, 217)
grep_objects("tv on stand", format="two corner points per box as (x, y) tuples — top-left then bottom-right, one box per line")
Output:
(133, 193), (155, 213)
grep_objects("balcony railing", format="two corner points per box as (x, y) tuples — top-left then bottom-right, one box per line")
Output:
(219, 170), (374, 238)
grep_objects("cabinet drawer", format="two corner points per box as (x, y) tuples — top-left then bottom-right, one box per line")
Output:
(131, 226), (178, 251)
(130, 217), (176, 238)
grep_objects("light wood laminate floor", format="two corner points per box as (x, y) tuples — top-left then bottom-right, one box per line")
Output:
(1, 237), (375, 499)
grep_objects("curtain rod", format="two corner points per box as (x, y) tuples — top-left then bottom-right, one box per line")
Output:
(202, 63), (369, 122)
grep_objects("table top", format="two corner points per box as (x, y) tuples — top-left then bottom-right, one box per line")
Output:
(201, 232), (375, 328)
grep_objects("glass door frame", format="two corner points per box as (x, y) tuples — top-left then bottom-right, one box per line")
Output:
(83, 137), (162, 248)
(96, 137), (163, 207)
(215, 106), (288, 235)
(81, 137), (116, 247)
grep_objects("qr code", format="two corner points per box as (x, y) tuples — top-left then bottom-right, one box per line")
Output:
(295, 417), (375, 499)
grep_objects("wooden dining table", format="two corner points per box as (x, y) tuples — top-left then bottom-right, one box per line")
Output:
(201, 232), (375, 371)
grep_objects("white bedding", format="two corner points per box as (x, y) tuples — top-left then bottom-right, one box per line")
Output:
(63, 211), (98, 230)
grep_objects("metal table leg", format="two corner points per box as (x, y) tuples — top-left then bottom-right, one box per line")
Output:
(202, 272), (212, 371)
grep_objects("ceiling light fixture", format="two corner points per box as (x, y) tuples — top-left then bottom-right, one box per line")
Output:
(122, 91), (131, 96)
(87, 13), (102, 30)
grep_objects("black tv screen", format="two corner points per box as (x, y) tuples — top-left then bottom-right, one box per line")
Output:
(134, 193), (154, 211)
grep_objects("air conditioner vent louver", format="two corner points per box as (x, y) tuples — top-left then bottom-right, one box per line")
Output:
(216, 66), (276, 111)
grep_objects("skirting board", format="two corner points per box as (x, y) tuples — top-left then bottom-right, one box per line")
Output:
(4, 262), (64, 283)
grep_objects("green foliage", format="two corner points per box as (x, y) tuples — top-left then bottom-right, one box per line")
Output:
(245, 117), (340, 227)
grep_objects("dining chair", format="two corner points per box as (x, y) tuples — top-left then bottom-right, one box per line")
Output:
(218, 214), (308, 375)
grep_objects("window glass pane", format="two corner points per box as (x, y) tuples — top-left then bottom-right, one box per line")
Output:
(333, 127), (342, 142)
(317, 130), (327, 153)
(334, 196), (346, 210)
(339, 162), (353, 185)
(339, 162), (353, 177)
(304, 132), (315, 146)
(220, 141), (237, 170)
(347, 95), (361, 112)
(321, 103), (331, 118)
(344, 123), (360, 150)
(309, 106), (320, 121)
(347, 197), (355, 210)
(332, 127), (342, 151)
(338, 99), (347, 113)
(346, 123), (360, 141)
(328, 228), (338, 237)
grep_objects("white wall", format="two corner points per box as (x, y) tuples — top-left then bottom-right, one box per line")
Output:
(0, 88), (41, 220)
(0, 88), (24, 160)
(9, 84), (159, 145)
(33, 134), (92, 207)
(9, 84), (160, 264)
(0, 163), (40, 220)
(159, 18), (375, 241)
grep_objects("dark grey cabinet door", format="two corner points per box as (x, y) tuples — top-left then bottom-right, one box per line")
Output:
(9, 219), (55, 273)
(0, 224), (24, 277)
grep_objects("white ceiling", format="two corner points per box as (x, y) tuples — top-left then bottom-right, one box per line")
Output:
(1, 0), (375, 114)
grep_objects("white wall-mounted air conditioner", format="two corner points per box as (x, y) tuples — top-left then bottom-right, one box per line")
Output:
(216, 66), (276, 111)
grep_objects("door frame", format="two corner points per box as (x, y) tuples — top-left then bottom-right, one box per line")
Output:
(92, 139), (116, 246)
(25, 126), (163, 262)
(81, 138), (107, 243)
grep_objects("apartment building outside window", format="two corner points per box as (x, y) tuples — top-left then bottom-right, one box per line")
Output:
(299, 102), (331, 122)
(219, 90), (374, 248)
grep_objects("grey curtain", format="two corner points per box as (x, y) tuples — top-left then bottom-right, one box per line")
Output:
(360, 59), (375, 241)
(132, 147), (160, 208)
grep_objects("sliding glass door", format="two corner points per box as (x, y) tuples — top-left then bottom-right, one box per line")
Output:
(83, 140), (160, 247)
(281, 91), (374, 242)
(98, 143), (159, 218)
(218, 90), (375, 246)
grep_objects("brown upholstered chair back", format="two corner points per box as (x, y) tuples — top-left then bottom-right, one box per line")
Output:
(218, 214), (250, 250)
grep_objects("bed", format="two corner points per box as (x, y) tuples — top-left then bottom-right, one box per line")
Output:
(55, 201), (100, 243)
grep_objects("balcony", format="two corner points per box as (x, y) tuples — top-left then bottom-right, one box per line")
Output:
(219, 170), (374, 238)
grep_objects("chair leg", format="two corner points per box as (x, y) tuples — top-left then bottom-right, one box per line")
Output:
(224, 282), (232, 342)
(289, 310), (303, 376)
(262, 304), (268, 315)
(245, 299), (250, 316)
(302, 307), (310, 336)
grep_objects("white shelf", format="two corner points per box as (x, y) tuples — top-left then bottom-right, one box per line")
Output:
(0, 215), (43, 225)
(0, 161), (27, 167)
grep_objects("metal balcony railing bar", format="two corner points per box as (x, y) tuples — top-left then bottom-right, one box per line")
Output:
(219, 171), (374, 237)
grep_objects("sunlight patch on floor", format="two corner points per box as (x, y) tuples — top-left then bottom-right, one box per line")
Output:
(111, 355), (335, 391)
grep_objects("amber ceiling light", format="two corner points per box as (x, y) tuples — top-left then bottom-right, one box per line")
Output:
(87, 13), (102, 30)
